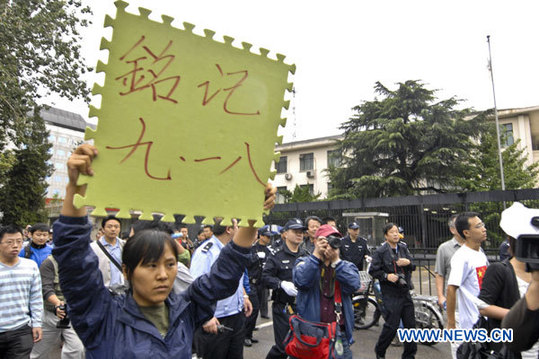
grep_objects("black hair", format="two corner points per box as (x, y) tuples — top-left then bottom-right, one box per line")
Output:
(122, 230), (179, 284)
(383, 222), (398, 235)
(203, 224), (213, 230)
(30, 223), (50, 234)
(507, 236), (515, 257)
(177, 223), (187, 230)
(322, 216), (336, 224)
(305, 216), (322, 227)
(131, 219), (174, 236)
(455, 212), (480, 239)
(102, 215), (121, 229)
(0, 225), (23, 242)
(212, 219), (229, 236)
(197, 228), (204, 236)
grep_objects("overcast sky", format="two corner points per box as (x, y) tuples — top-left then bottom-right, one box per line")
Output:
(45, 0), (539, 142)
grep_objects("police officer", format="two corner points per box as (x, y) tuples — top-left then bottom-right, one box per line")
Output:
(369, 223), (416, 359)
(244, 226), (273, 346)
(262, 218), (308, 359)
(190, 219), (252, 359)
(340, 222), (370, 271)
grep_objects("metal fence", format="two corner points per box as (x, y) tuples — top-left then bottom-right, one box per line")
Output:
(265, 188), (539, 294)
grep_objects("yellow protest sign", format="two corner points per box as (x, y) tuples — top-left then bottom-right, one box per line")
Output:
(75, 1), (294, 226)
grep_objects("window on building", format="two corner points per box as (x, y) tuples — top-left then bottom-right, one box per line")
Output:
(327, 182), (334, 194)
(327, 150), (341, 168)
(300, 184), (314, 195)
(48, 135), (56, 142)
(299, 153), (314, 172)
(56, 149), (66, 157)
(54, 162), (65, 170)
(58, 136), (68, 144)
(501, 123), (514, 147)
(276, 186), (288, 204)
(53, 175), (62, 183)
(275, 156), (287, 174)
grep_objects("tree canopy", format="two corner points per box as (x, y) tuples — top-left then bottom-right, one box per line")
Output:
(0, 0), (91, 148)
(0, 0), (91, 225)
(458, 124), (538, 191)
(329, 80), (489, 199)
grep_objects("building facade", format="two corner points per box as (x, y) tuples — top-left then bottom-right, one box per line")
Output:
(42, 107), (90, 199)
(271, 134), (342, 201)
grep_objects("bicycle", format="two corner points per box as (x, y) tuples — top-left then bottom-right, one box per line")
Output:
(352, 271), (382, 330)
(352, 271), (444, 346)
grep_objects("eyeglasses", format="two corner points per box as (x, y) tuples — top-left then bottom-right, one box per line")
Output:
(2, 239), (24, 246)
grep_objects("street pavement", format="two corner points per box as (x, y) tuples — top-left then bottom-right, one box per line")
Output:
(243, 305), (453, 359)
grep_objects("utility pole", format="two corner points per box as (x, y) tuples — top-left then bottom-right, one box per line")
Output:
(487, 35), (506, 194)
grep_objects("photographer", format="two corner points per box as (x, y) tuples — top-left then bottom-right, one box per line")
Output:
(30, 255), (84, 358)
(293, 224), (360, 359)
(500, 204), (539, 354)
(369, 223), (416, 359)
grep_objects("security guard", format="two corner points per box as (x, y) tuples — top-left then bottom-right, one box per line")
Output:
(244, 226), (273, 346)
(190, 219), (251, 359)
(340, 222), (370, 271)
(369, 223), (416, 359)
(262, 218), (308, 359)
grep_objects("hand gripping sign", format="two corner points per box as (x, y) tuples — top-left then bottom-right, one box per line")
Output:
(76, 1), (294, 226)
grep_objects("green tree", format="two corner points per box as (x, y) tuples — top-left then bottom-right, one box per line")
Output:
(459, 124), (538, 191)
(329, 80), (488, 199)
(283, 185), (321, 203)
(0, 109), (53, 226)
(0, 0), (91, 225)
(0, 0), (91, 149)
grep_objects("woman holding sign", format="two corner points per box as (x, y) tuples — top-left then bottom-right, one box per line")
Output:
(52, 144), (275, 358)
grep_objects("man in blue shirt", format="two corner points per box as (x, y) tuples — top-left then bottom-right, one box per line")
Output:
(19, 223), (52, 268)
(190, 219), (252, 359)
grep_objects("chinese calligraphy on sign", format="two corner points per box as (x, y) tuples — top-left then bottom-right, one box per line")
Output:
(75, 1), (294, 225)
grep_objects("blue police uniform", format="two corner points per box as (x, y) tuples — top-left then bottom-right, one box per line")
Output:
(190, 235), (246, 359)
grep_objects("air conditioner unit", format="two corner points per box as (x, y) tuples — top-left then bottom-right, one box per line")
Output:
(306, 170), (315, 178)
(284, 173), (293, 181)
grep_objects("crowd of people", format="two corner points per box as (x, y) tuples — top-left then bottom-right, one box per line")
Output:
(1, 144), (538, 359)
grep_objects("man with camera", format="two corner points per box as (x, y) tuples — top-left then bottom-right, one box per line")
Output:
(501, 203), (539, 354)
(293, 224), (360, 359)
(29, 254), (84, 358)
(369, 222), (416, 359)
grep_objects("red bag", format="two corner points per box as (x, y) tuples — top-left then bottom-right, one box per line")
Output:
(284, 281), (343, 358)
(283, 314), (340, 359)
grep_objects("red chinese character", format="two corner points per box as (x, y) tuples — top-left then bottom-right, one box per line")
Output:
(106, 117), (171, 181)
(115, 36), (180, 104)
(197, 64), (261, 116)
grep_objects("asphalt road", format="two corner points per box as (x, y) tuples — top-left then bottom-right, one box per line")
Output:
(243, 305), (453, 359)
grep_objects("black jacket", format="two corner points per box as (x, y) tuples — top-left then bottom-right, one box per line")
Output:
(369, 242), (415, 296)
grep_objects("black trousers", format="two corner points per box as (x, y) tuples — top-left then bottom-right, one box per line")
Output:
(0, 326), (33, 359)
(258, 286), (269, 318)
(265, 302), (291, 359)
(195, 312), (246, 359)
(375, 292), (417, 359)
(245, 286), (260, 340)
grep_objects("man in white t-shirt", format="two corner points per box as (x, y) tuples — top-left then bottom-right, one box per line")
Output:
(446, 212), (489, 359)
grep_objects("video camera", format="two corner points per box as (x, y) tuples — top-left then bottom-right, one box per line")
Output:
(515, 216), (539, 271)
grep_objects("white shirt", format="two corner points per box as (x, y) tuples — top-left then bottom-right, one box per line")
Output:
(447, 245), (488, 329)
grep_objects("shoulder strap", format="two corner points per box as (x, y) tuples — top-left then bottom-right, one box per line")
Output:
(96, 240), (122, 271)
(24, 243), (32, 258)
